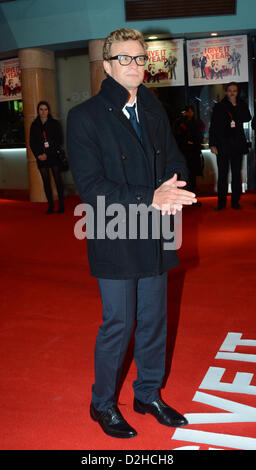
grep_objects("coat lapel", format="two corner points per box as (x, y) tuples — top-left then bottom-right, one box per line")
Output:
(114, 108), (142, 145)
(138, 100), (160, 152)
(137, 99), (161, 187)
(111, 107), (154, 187)
(99, 76), (162, 188)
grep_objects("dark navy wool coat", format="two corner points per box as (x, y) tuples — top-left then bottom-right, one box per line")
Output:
(67, 75), (188, 279)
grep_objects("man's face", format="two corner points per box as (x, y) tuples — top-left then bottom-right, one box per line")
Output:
(103, 40), (146, 92)
(226, 85), (238, 101)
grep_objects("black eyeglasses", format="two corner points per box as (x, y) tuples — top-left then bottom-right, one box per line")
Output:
(108, 55), (148, 66)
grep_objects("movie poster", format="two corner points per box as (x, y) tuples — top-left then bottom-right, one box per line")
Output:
(0, 58), (22, 102)
(144, 39), (185, 87)
(187, 35), (249, 86)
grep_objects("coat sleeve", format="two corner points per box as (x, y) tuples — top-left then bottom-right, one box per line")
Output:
(66, 107), (155, 209)
(29, 121), (44, 158)
(53, 119), (63, 147)
(49, 119), (63, 152)
(209, 104), (218, 148)
(161, 113), (189, 184)
(194, 121), (203, 153)
(239, 101), (251, 123)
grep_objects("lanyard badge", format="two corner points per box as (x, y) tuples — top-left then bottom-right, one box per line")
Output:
(42, 129), (50, 148)
(226, 108), (236, 128)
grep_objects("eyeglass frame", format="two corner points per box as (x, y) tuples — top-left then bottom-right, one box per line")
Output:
(107, 54), (148, 66)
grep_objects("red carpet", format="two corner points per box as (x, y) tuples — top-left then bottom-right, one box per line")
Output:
(0, 194), (256, 450)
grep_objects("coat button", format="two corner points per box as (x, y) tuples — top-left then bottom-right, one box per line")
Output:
(158, 178), (162, 183)
(136, 195), (142, 201)
(121, 155), (127, 160)
(108, 107), (113, 112)
(156, 149), (161, 155)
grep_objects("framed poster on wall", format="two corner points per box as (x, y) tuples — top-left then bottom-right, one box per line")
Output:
(187, 35), (249, 86)
(0, 58), (22, 102)
(144, 39), (185, 87)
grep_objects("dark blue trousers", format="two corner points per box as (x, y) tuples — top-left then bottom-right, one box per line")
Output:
(91, 272), (168, 411)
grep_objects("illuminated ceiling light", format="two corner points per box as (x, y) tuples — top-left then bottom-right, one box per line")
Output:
(148, 35), (158, 40)
(211, 32), (218, 36)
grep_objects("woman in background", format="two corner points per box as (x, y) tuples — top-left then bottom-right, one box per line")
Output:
(30, 101), (64, 214)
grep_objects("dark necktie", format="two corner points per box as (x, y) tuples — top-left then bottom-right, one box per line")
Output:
(126, 104), (142, 141)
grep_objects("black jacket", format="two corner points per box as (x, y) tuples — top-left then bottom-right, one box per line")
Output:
(30, 115), (63, 168)
(209, 96), (251, 154)
(174, 116), (202, 175)
(67, 75), (188, 279)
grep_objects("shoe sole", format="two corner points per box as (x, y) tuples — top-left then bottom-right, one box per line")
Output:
(133, 401), (188, 427)
(90, 406), (137, 439)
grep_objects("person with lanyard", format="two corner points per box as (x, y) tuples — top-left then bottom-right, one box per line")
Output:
(67, 28), (197, 439)
(209, 82), (251, 210)
(30, 101), (65, 214)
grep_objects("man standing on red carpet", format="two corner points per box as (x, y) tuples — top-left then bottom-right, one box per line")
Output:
(209, 82), (251, 210)
(67, 28), (196, 439)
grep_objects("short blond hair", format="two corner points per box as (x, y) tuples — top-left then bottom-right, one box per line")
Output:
(103, 28), (148, 60)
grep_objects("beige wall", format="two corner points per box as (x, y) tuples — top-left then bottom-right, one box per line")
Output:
(55, 53), (91, 191)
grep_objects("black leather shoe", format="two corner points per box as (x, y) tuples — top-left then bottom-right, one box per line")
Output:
(134, 397), (188, 427)
(46, 207), (54, 214)
(90, 402), (137, 439)
(57, 206), (65, 213)
(231, 203), (242, 210)
(214, 205), (226, 211)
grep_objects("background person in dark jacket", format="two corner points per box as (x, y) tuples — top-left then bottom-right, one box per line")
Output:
(174, 105), (203, 206)
(30, 101), (65, 214)
(67, 28), (196, 440)
(209, 82), (251, 210)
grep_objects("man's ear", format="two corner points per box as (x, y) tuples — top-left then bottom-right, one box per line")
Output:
(103, 60), (111, 76)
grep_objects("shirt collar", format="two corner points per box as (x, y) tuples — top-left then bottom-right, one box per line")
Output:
(122, 96), (139, 121)
(123, 95), (137, 109)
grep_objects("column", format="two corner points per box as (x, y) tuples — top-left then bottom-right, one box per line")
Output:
(18, 48), (59, 202)
(88, 39), (105, 96)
